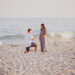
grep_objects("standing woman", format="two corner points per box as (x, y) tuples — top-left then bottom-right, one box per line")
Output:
(39, 24), (47, 52)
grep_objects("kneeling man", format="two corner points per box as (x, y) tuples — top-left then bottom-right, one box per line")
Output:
(24, 28), (38, 53)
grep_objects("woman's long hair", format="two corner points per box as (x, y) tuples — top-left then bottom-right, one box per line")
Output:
(41, 24), (47, 34)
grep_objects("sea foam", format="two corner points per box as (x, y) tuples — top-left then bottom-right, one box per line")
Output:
(0, 42), (3, 46)
(48, 32), (75, 39)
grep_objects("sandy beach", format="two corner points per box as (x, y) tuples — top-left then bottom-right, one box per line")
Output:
(0, 40), (75, 75)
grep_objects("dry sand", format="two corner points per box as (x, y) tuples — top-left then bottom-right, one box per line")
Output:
(0, 40), (75, 75)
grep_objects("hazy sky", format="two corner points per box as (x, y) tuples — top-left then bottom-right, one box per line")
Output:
(0, 0), (75, 18)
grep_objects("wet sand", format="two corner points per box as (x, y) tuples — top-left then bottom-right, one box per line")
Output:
(0, 40), (75, 75)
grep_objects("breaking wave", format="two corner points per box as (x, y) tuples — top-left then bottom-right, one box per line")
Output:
(0, 32), (75, 41)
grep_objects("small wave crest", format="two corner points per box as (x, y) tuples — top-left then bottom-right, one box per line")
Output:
(0, 34), (25, 40)
(48, 32), (75, 39)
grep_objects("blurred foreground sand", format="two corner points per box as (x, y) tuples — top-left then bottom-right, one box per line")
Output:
(0, 40), (75, 75)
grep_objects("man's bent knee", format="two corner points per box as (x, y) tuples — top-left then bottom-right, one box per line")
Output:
(35, 43), (38, 47)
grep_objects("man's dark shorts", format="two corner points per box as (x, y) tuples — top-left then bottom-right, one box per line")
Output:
(26, 42), (36, 52)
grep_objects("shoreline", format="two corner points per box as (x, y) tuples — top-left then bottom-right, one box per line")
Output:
(0, 38), (75, 46)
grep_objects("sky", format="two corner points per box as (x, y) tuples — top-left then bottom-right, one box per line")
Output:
(0, 0), (75, 18)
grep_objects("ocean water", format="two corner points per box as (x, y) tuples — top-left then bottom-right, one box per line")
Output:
(0, 18), (75, 45)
